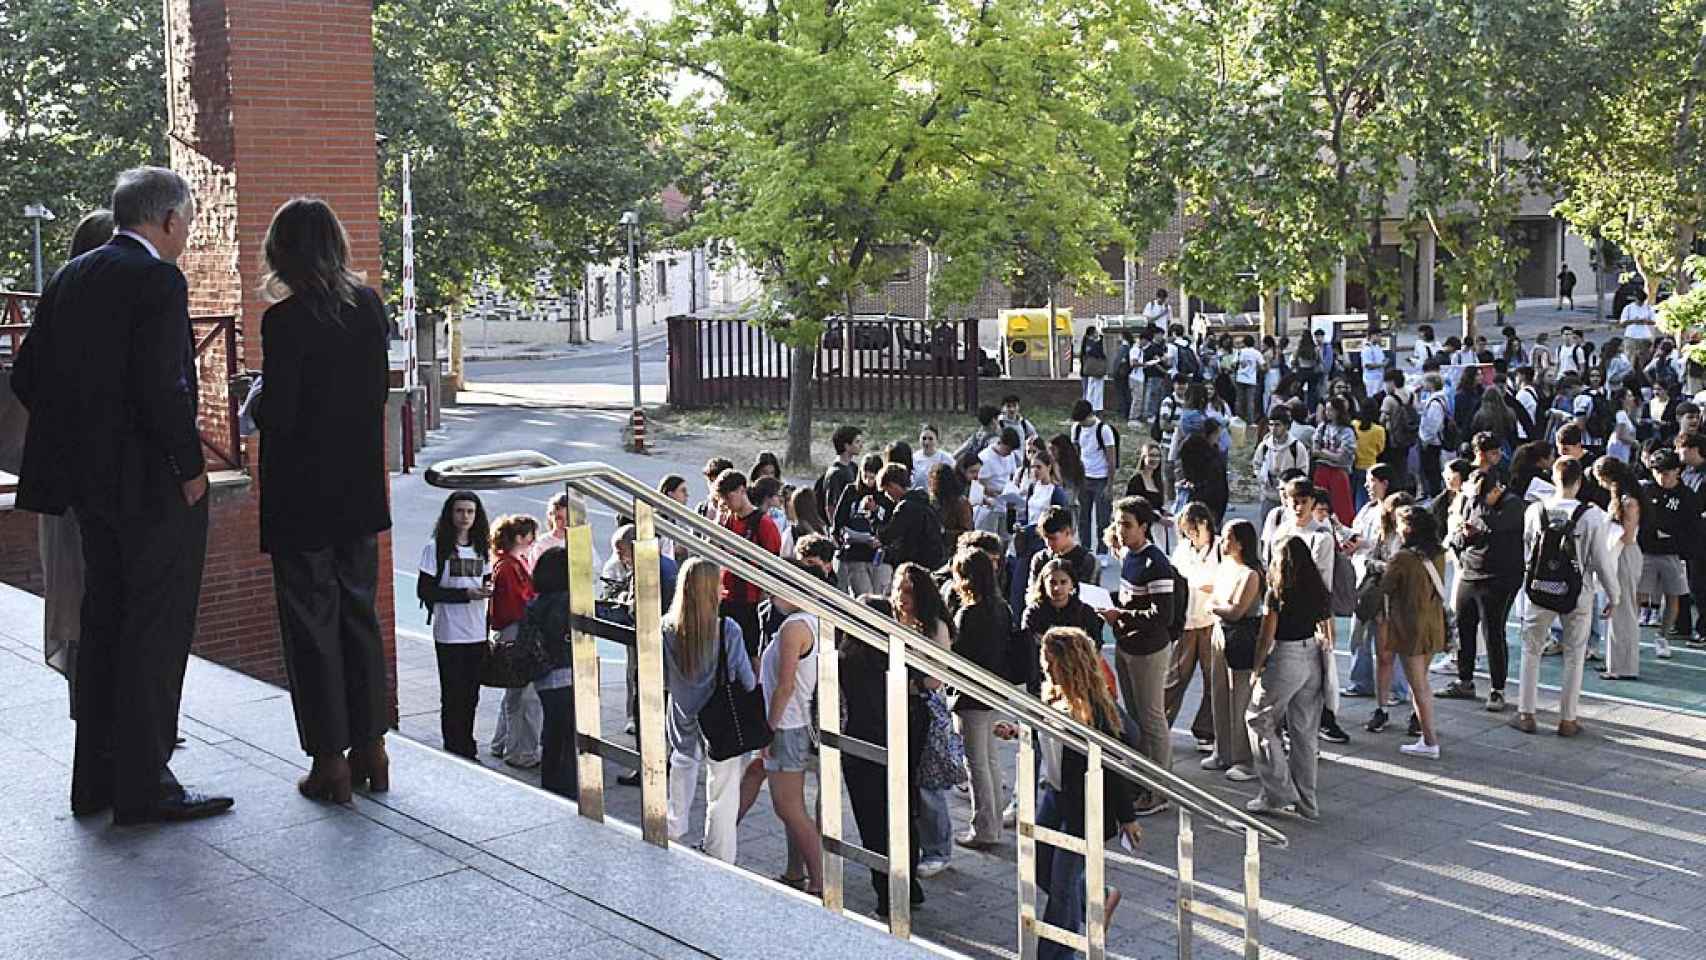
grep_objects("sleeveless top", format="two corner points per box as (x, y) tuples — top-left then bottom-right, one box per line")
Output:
(760, 610), (819, 730)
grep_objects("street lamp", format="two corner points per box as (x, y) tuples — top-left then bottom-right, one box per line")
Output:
(23, 203), (56, 293)
(620, 210), (646, 451)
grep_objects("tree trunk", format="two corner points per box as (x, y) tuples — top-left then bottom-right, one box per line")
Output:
(1259, 291), (1277, 339)
(1460, 298), (1476, 344)
(447, 306), (464, 393)
(785, 340), (815, 469)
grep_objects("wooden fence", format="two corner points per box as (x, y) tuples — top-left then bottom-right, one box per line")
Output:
(667, 315), (981, 413)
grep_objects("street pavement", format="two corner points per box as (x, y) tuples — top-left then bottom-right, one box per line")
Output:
(376, 297), (1706, 957)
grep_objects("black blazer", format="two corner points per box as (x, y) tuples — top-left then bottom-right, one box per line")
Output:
(13, 235), (203, 517)
(254, 287), (391, 553)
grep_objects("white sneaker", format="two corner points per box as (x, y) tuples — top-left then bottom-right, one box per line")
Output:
(1399, 737), (1440, 760)
(1001, 798), (1019, 827)
(1656, 637), (1674, 659)
(916, 858), (950, 878)
(1225, 765), (1258, 782)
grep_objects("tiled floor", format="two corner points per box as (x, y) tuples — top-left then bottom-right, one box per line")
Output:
(0, 585), (937, 960)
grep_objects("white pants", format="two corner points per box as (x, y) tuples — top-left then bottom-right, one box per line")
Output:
(1519, 600), (1590, 721)
(492, 684), (543, 764)
(1083, 377), (1105, 411)
(668, 743), (748, 862)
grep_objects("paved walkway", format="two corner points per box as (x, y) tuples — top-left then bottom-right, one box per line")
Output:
(392, 605), (1706, 959)
(0, 584), (938, 960)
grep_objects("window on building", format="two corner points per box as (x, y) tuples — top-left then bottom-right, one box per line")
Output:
(595, 277), (608, 314)
(656, 260), (669, 298)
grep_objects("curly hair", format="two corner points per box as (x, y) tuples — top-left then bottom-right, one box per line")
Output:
(1040, 627), (1117, 730)
(489, 514), (539, 554)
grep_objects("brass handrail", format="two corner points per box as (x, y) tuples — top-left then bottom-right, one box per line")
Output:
(426, 451), (1285, 847)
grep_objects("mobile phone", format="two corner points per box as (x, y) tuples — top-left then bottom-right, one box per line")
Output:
(481, 573), (493, 590)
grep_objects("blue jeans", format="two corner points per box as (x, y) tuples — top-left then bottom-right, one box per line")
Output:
(917, 786), (953, 862)
(1036, 784), (1087, 960)
(1347, 616), (1409, 699)
(1078, 476), (1112, 556)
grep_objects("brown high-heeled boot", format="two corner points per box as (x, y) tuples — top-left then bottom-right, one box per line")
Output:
(298, 754), (353, 804)
(348, 738), (390, 792)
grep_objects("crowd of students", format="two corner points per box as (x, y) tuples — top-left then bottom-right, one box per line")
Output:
(410, 306), (1700, 951)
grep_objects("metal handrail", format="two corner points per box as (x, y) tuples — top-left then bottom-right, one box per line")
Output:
(426, 451), (1285, 847)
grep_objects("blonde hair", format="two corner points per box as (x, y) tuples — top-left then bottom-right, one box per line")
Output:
(1040, 627), (1117, 730)
(668, 558), (723, 679)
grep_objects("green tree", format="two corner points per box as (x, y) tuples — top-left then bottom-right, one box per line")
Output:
(0, 0), (164, 286)
(648, 0), (1168, 466)
(1543, 0), (1706, 300)
(374, 0), (673, 319)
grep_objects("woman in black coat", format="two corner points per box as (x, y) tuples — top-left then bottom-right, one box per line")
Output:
(255, 198), (392, 803)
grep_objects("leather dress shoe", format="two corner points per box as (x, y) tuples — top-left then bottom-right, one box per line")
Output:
(113, 790), (234, 825)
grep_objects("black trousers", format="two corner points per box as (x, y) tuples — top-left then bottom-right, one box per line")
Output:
(720, 600), (762, 659)
(1676, 550), (1705, 638)
(435, 643), (485, 758)
(537, 684), (580, 797)
(271, 536), (388, 756)
(71, 493), (208, 815)
(1456, 577), (1517, 691)
(844, 699), (928, 911)
(1420, 444), (1444, 498)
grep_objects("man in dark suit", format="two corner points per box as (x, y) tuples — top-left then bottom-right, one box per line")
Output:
(12, 166), (232, 824)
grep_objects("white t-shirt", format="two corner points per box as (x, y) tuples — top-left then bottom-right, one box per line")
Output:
(978, 445), (1020, 494)
(912, 449), (954, 489)
(1235, 346), (1263, 386)
(1075, 419), (1116, 479)
(1622, 303), (1656, 340)
(417, 541), (491, 644)
(1143, 300), (1173, 326)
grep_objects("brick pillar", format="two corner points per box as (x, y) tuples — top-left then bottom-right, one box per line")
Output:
(166, 0), (398, 724)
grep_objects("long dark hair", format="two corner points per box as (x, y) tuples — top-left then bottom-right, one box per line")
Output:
(432, 491), (490, 573)
(1268, 534), (1329, 616)
(928, 461), (964, 511)
(1048, 434), (1085, 490)
(1223, 519), (1262, 575)
(69, 208), (115, 258)
(893, 561), (949, 637)
(951, 546), (998, 609)
(262, 196), (365, 318)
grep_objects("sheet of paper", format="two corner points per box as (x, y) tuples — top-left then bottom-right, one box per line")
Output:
(1078, 583), (1116, 611)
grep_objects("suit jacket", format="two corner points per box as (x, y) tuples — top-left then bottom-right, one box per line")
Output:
(254, 287), (392, 553)
(12, 235), (203, 517)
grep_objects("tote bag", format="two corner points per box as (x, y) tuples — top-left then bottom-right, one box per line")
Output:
(698, 621), (773, 761)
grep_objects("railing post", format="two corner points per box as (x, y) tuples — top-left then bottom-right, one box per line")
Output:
(1085, 740), (1107, 960)
(1243, 827), (1261, 960)
(1177, 807), (1195, 960)
(884, 629), (911, 938)
(223, 318), (241, 468)
(564, 487), (606, 821)
(816, 617), (845, 914)
(1016, 724), (1038, 960)
(632, 501), (669, 847)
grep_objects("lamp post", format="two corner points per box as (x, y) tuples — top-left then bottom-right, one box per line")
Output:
(620, 210), (646, 451)
(23, 203), (55, 293)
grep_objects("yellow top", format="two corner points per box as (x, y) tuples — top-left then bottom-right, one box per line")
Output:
(1353, 423), (1386, 470)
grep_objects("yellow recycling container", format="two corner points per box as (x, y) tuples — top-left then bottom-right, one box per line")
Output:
(1001, 308), (1074, 378)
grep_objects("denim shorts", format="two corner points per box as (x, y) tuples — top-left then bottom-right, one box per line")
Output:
(764, 726), (812, 773)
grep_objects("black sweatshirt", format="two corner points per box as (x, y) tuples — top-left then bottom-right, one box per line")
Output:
(1448, 496), (1525, 582)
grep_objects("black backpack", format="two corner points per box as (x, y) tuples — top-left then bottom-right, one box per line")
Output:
(1385, 395), (1420, 450)
(1073, 419), (1120, 469)
(1174, 342), (1201, 379)
(1428, 395), (1461, 452)
(1525, 502), (1592, 614)
(899, 494), (948, 570)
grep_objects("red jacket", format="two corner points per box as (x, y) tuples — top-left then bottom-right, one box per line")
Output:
(721, 509), (782, 604)
(488, 551), (536, 630)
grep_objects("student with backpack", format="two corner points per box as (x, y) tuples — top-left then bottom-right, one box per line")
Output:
(1100, 496), (1177, 817)
(820, 425), (864, 519)
(1071, 399), (1119, 567)
(1417, 372), (1457, 498)
(1379, 370), (1420, 487)
(875, 462), (948, 571)
(1512, 457), (1620, 737)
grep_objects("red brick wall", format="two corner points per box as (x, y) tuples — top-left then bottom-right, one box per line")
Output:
(167, 0), (397, 723)
(0, 510), (42, 596)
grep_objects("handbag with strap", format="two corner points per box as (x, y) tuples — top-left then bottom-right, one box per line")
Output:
(1220, 570), (1265, 671)
(479, 621), (551, 689)
(698, 619), (773, 761)
(916, 689), (968, 790)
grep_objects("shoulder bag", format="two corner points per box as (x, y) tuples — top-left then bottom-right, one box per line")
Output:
(917, 689), (968, 789)
(479, 621), (551, 689)
(699, 620), (774, 761)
